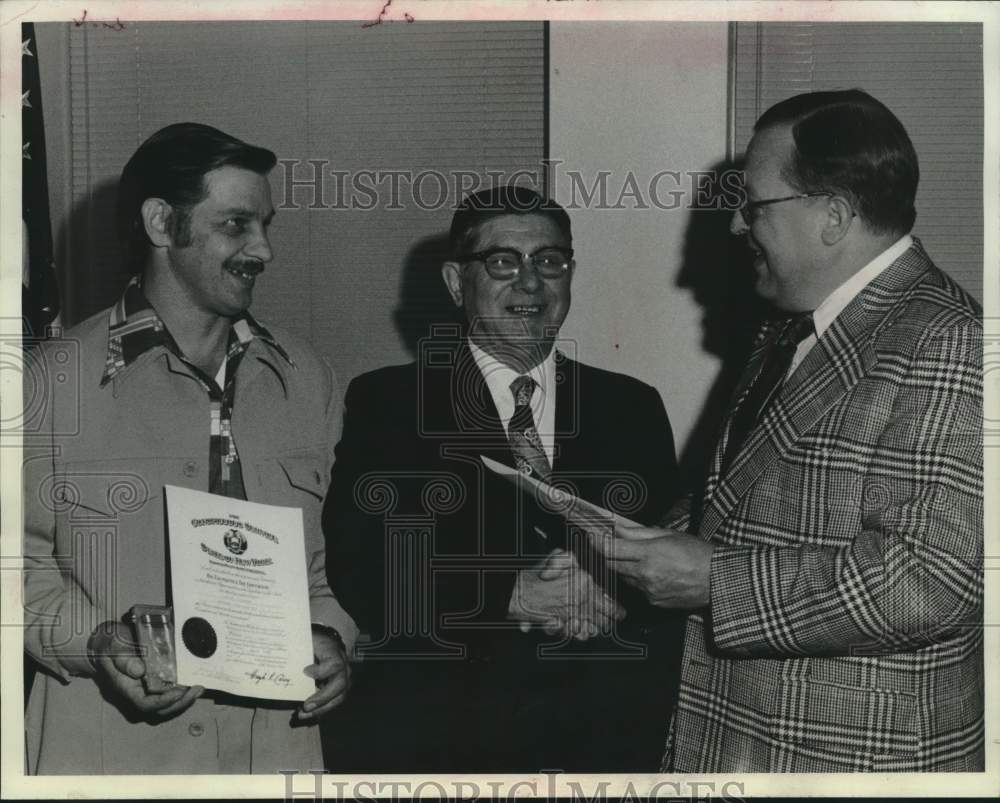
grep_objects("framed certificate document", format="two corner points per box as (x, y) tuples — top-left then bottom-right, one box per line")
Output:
(165, 485), (315, 701)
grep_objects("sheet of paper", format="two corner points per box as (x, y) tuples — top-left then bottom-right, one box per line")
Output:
(165, 485), (314, 701)
(480, 455), (641, 530)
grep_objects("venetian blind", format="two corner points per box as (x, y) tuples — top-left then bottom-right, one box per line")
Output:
(732, 22), (984, 303)
(66, 21), (546, 382)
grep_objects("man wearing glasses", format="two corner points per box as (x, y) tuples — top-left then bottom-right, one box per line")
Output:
(590, 90), (983, 772)
(323, 186), (684, 772)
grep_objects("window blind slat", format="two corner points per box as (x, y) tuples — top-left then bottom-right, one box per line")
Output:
(62, 21), (546, 384)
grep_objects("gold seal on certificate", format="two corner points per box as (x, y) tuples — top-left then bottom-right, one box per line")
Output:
(165, 485), (315, 701)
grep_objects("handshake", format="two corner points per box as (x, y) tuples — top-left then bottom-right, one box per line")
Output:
(507, 547), (624, 641)
(507, 520), (716, 639)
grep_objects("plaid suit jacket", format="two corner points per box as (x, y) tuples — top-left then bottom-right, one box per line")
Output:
(672, 240), (983, 772)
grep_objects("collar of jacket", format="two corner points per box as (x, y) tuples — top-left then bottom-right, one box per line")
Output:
(100, 277), (294, 392)
(701, 238), (935, 537)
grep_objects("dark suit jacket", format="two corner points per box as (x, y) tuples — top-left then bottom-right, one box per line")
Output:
(323, 339), (683, 772)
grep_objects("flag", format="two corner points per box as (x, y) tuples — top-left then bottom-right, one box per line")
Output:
(22, 22), (61, 340)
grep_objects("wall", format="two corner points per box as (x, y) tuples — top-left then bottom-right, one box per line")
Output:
(37, 20), (733, 477)
(549, 22), (731, 476)
(33, 21), (545, 386)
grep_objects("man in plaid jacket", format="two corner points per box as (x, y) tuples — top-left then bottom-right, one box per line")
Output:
(591, 90), (983, 772)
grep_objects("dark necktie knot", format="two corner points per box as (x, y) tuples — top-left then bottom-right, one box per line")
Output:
(779, 311), (815, 347)
(510, 375), (536, 408)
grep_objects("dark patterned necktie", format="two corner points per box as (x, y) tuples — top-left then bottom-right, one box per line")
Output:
(721, 312), (815, 474)
(508, 375), (551, 481)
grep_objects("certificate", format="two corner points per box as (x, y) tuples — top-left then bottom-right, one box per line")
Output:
(165, 485), (315, 701)
(480, 455), (641, 530)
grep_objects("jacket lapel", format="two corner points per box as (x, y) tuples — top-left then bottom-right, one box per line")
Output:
(443, 342), (552, 556)
(701, 241), (935, 539)
(446, 342), (507, 441)
(230, 342), (293, 489)
(699, 319), (781, 513)
(551, 352), (577, 474)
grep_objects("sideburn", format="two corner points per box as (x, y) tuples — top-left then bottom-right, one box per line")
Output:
(167, 207), (194, 247)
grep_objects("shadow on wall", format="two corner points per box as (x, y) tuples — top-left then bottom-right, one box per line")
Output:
(54, 177), (130, 328)
(674, 158), (764, 517)
(393, 232), (464, 358)
(27, 177), (125, 707)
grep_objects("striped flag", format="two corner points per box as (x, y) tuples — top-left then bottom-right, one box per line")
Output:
(22, 22), (61, 339)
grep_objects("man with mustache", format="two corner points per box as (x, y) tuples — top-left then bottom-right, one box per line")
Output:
(590, 90), (983, 772)
(23, 123), (357, 773)
(323, 186), (685, 772)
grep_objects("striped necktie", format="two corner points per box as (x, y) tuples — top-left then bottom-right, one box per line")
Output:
(508, 375), (551, 481)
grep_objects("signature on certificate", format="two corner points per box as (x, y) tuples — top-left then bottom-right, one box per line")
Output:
(244, 669), (292, 688)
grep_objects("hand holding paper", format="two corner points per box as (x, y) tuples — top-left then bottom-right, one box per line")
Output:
(588, 521), (715, 609)
(481, 456), (714, 610)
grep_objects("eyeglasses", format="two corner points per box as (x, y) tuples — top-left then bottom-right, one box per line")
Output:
(738, 192), (832, 225)
(459, 246), (574, 280)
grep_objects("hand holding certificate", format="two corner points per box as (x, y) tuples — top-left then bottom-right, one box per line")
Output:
(481, 456), (714, 609)
(165, 485), (316, 701)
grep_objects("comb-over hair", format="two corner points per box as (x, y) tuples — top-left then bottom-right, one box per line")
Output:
(755, 89), (919, 235)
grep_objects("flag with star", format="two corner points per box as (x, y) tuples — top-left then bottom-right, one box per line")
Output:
(22, 22), (61, 339)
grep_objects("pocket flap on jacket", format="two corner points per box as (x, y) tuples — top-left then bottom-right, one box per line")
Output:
(771, 679), (918, 756)
(277, 452), (327, 498)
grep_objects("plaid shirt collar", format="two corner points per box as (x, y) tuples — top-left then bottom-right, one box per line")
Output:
(101, 277), (293, 387)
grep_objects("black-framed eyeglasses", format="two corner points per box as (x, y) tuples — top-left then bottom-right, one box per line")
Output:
(738, 192), (832, 225)
(459, 246), (574, 280)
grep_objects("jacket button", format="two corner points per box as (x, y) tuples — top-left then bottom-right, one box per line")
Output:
(183, 461), (199, 477)
(188, 722), (204, 737)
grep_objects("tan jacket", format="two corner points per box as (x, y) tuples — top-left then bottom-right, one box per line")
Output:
(23, 307), (357, 774)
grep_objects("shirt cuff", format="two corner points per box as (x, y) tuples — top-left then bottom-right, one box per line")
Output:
(309, 597), (359, 654)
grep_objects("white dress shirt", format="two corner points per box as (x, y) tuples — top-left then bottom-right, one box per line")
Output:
(789, 234), (913, 374)
(468, 340), (558, 466)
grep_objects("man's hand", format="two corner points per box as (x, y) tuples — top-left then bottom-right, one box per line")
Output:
(297, 628), (351, 721)
(508, 548), (624, 640)
(89, 620), (203, 720)
(588, 522), (715, 609)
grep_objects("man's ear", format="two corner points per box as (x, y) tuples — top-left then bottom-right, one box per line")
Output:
(441, 262), (464, 307)
(141, 198), (173, 248)
(820, 195), (854, 246)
